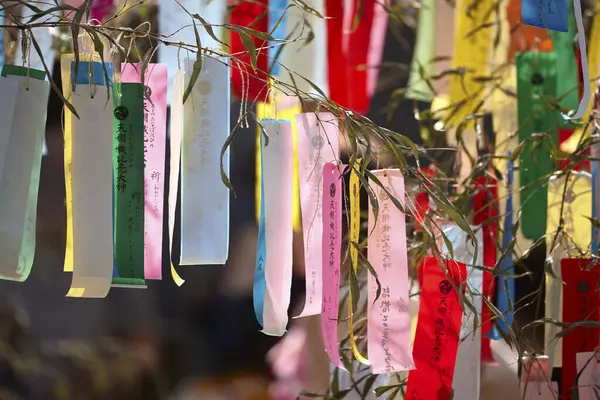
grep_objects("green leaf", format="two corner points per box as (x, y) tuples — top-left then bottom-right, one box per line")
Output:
(182, 20), (203, 104)
(239, 31), (257, 70)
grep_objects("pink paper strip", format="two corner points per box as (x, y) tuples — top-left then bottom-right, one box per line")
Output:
(367, 169), (415, 374)
(321, 162), (347, 369)
(366, 1), (389, 98)
(261, 119), (294, 336)
(295, 112), (340, 318)
(121, 63), (168, 280)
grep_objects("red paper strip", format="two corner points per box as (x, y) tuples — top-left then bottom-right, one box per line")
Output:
(406, 257), (467, 400)
(325, 0), (347, 106)
(346, 0), (375, 114)
(472, 175), (498, 363)
(561, 258), (600, 400)
(229, 0), (269, 102)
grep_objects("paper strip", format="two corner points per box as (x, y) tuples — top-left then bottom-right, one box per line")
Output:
(255, 96), (302, 229)
(62, 50), (103, 273)
(258, 119), (294, 336)
(180, 56), (230, 265)
(295, 112), (340, 317)
(522, 382), (559, 400)
(158, 0), (226, 101)
(0, 77), (18, 195)
(367, 169), (415, 374)
(229, 0), (269, 101)
(545, 173), (592, 368)
(112, 82), (146, 287)
(516, 52), (558, 240)
(67, 61), (114, 298)
(406, 257), (467, 400)
(561, 258), (600, 400)
(168, 70), (185, 285)
(320, 162), (346, 369)
(521, 0), (568, 31)
(406, 0), (436, 102)
(366, 1), (388, 100)
(348, 159), (369, 363)
(280, 0), (329, 96)
(490, 157), (515, 338)
(0, 67), (48, 281)
(268, 0), (288, 77)
(121, 63), (168, 280)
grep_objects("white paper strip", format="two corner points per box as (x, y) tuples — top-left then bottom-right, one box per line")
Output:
(0, 75), (48, 281)
(180, 57), (230, 265)
(576, 352), (599, 400)
(443, 224), (483, 400)
(0, 78), (19, 185)
(279, 0), (328, 96)
(261, 119), (294, 336)
(158, 0), (226, 101)
(67, 79), (114, 298)
(295, 112), (339, 317)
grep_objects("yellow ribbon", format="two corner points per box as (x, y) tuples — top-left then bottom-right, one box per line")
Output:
(347, 158), (369, 364)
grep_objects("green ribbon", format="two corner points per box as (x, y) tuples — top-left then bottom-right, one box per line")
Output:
(112, 83), (146, 287)
(516, 52), (559, 240)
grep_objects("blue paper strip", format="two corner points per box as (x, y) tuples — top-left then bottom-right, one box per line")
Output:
(71, 61), (113, 86)
(253, 131), (267, 327)
(522, 0), (568, 32)
(488, 156), (515, 338)
(268, 0), (288, 77)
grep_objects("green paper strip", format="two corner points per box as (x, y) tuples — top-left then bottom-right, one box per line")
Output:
(1, 65), (46, 80)
(516, 52), (559, 240)
(549, 0), (578, 128)
(406, 0), (436, 102)
(112, 83), (146, 287)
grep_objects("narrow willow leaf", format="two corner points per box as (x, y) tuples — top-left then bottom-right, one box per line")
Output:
(30, 32), (79, 119)
(291, 0), (324, 18)
(239, 31), (257, 70)
(182, 20), (203, 104)
(193, 13), (229, 48)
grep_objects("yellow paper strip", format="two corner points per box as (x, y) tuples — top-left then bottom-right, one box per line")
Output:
(447, 0), (493, 129)
(61, 51), (100, 273)
(255, 96), (302, 230)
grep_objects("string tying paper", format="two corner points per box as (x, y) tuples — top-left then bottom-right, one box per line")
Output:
(254, 118), (294, 336)
(320, 162), (347, 369)
(67, 61), (114, 298)
(0, 66), (47, 281)
(406, 257), (467, 400)
(295, 112), (340, 318)
(367, 169), (415, 374)
(120, 63), (168, 280)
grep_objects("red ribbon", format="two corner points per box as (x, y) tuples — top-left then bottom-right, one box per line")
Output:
(229, 0), (270, 102)
(472, 175), (498, 363)
(406, 257), (467, 400)
(561, 258), (600, 400)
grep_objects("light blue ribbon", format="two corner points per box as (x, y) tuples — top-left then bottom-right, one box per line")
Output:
(268, 0), (288, 77)
(253, 129), (267, 327)
(488, 156), (515, 338)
